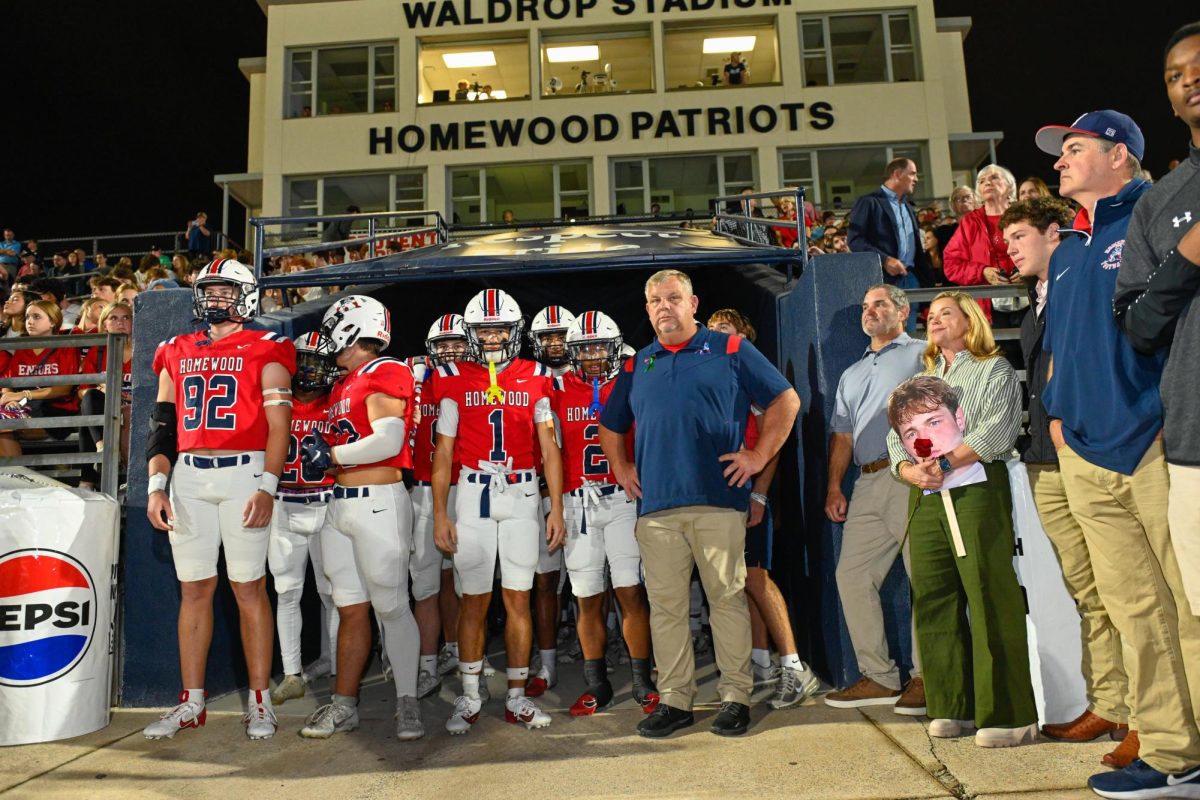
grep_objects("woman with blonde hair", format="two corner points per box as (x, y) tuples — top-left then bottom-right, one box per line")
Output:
(943, 165), (1021, 321)
(885, 290), (1036, 748)
(1017, 176), (1052, 201)
(72, 297), (106, 334)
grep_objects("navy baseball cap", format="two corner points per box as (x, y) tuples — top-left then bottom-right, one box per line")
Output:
(1035, 110), (1145, 161)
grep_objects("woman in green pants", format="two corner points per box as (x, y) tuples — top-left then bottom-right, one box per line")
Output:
(886, 290), (1039, 748)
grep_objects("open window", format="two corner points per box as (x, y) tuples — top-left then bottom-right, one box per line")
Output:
(663, 19), (779, 91)
(538, 26), (654, 98)
(418, 35), (530, 105)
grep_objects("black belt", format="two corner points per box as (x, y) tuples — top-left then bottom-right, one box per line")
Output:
(182, 453), (252, 469)
(279, 490), (332, 505)
(333, 486), (371, 500)
(465, 470), (537, 485)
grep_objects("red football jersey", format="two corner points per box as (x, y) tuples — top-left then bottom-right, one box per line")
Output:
(551, 372), (618, 492)
(434, 358), (552, 471)
(79, 346), (132, 398)
(153, 329), (297, 452)
(407, 361), (461, 484)
(284, 394), (335, 489)
(5, 345), (82, 411)
(324, 356), (415, 473)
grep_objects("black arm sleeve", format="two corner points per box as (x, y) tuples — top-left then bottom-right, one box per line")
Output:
(146, 401), (178, 466)
(1114, 248), (1200, 354)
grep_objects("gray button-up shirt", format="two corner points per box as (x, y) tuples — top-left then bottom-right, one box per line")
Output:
(832, 333), (925, 465)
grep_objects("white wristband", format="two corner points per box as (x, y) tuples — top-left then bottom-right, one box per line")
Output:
(750, 492), (769, 506)
(258, 472), (280, 497)
(148, 472), (169, 496)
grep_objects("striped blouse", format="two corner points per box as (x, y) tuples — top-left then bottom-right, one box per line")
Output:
(887, 350), (1022, 477)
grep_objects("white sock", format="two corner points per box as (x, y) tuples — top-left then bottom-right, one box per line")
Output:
(185, 688), (205, 707)
(249, 688), (273, 709)
(508, 666), (529, 682)
(420, 654), (437, 674)
(461, 660), (482, 699)
(539, 650), (557, 680)
(780, 653), (804, 671)
(507, 686), (525, 700)
(751, 648), (772, 669)
(332, 693), (358, 708)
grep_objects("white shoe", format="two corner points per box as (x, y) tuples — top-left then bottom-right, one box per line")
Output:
(437, 645), (459, 676)
(976, 723), (1038, 748)
(482, 655), (496, 677)
(244, 693), (277, 740)
(395, 696), (425, 741)
(300, 701), (360, 739)
(446, 695), (483, 735)
(273, 674), (306, 704)
(754, 663), (780, 687)
(929, 718), (976, 738)
(416, 668), (442, 699)
(505, 695), (551, 729)
(143, 694), (206, 740)
(302, 656), (332, 684)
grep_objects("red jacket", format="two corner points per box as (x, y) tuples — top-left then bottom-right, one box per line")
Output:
(942, 208), (1016, 319)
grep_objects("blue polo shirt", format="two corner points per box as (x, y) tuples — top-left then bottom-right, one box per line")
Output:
(600, 327), (792, 516)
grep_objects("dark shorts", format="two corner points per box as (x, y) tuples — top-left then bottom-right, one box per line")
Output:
(745, 510), (773, 570)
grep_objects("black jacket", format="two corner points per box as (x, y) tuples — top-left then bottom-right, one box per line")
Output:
(848, 187), (934, 287)
(1019, 281), (1055, 465)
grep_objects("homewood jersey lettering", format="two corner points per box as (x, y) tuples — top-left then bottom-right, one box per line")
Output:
(551, 372), (617, 492)
(324, 357), (415, 471)
(434, 359), (552, 470)
(152, 329), (296, 452)
(284, 395), (336, 488)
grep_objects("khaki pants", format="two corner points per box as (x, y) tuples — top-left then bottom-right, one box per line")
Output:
(835, 469), (922, 690)
(636, 505), (753, 709)
(1027, 464), (1131, 725)
(1058, 441), (1200, 773)
(1168, 463), (1200, 617)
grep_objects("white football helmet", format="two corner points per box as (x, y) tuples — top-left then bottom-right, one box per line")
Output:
(293, 331), (336, 392)
(463, 288), (524, 364)
(192, 258), (259, 324)
(528, 305), (577, 368)
(566, 311), (623, 379)
(317, 294), (391, 356)
(425, 313), (469, 366)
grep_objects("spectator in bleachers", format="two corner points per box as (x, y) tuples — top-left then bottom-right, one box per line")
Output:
(321, 205), (360, 245)
(134, 254), (158, 288)
(93, 253), (110, 272)
(28, 278), (82, 330)
(72, 298), (105, 335)
(0, 300), (80, 458)
(117, 283), (139, 305)
(933, 186), (978, 259)
(49, 252), (69, 276)
(23, 239), (42, 268)
(73, 248), (94, 272)
(76, 300), (133, 490)
(17, 249), (40, 280)
(0, 229), (19, 282)
(922, 226), (944, 286)
(89, 275), (120, 303)
(109, 265), (135, 285)
(186, 211), (211, 259)
(771, 197), (801, 248)
(1, 289), (33, 337)
(171, 254), (190, 279)
(114, 256), (132, 271)
(1018, 177), (1053, 201)
(942, 165), (1020, 323)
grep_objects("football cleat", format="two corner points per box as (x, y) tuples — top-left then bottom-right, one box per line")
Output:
(505, 695), (552, 729)
(394, 696), (425, 741)
(300, 701), (360, 739)
(143, 692), (206, 740)
(302, 656), (333, 684)
(272, 674), (306, 704)
(446, 695), (483, 735)
(569, 683), (615, 717)
(416, 668), (442, 699)
(525, 667), (556, 698)
(436, 644), (459, 676)
(630, 658), (660, 714)
(244, 691), (278, 740)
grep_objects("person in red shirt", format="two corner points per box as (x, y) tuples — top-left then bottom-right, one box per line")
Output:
(432, 288), (565, 735)
(408, 313), (470, 698)
(264, 333), (340, 706)
(144, 258), (295, 742)
(77, 300), (133, 488)
(942, 165), (1020, 322)
(554, 311), (659, 717)
(0, 299), (80, 457)
(297, 294), (424, 742)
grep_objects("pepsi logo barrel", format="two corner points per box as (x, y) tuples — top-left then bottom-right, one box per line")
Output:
(0, 549), (98, 687)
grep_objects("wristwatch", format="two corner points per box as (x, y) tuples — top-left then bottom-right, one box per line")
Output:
(937, 456), (953, 474)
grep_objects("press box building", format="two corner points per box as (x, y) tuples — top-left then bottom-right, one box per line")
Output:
(218, 0), (998, 234)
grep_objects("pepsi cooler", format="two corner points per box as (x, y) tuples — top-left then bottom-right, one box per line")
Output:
(0, 470), (120, 745)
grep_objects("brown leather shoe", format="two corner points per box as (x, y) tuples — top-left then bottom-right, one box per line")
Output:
(894, 678), (926, 716)
(1041, 710), (1129, 742)
(824, 676), (900, 708)
(1102, 729), (1140, 769)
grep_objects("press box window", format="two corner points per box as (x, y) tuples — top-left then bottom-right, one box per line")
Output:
(612, 153), (756, 216)
(799, 11), (919, 87)
(539, 27), (654, 97)
(286, 44), (396, 117)
(418, 38), (530, 104)
(779, 142), (927, 209)
(663, 20), (780, 91)
(283, 171), (426, 238)
(450, 161), (591, 224)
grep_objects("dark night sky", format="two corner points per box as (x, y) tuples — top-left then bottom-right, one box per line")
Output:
(8, 2), (1197, 244)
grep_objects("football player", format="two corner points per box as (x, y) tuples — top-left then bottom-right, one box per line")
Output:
(144, 259), (295, 741)
(433, 288), (565, 734)
(268, 333), (340, 704)
(525, 305), (576, 695)
(554, 312), (659, 716)
(408, 314), (469, 698)
(297, 295), (423, 742)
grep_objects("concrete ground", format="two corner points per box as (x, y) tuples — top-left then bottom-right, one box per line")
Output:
(2, 654), (1115, 800)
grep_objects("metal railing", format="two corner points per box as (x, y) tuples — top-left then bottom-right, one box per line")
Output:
(0, 333), (126, 497)
(712, 188), (808, 280)
(37, 230), (237, 260)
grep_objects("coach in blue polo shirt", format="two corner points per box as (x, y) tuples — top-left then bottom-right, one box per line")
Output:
(600, 268), (800, 739)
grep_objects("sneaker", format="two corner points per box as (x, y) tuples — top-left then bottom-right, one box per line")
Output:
(302, 656), (333, 684)
(394, 696), (425, 741)
(446, 695), (483, 735)
(482, 655), (496, 677)
(436, 645), (459, 676)
(894, 678), (927, 717)
(975, 723), (1038, 748)
(928, 718), (976, 738)
(273, 674), (306, 705)
(769, 665), (820, 710)
(416, 668), (442, 699)
(637, 704), (695, 738)
(526, 667), (556, 698)
(824, 676), (901, 708)
(754, 662), (780, 687)
(711, 701), (751, 736)
(143, 693), (206, 740)
(1089, 758), (1200, 799)
(505, 695), (551, 729)
(300, 701), (360, 739)
(244, 692), (277, 740)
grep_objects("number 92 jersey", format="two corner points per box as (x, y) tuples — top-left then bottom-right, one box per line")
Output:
(324, 357), (416, 472)
(153, 329), (297, 452)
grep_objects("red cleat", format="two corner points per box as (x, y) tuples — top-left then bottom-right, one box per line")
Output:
(637, 691), (661, 714)
(526, 675), (553, 698)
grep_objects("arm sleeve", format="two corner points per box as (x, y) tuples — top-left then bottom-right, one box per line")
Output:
(332, 416), (406, 465)
(961, 358), (1023, 462)
(847, 198), (887, 258)
(598, 367), (634, 434)
(437, 398), (459, 437)
(533, 396), (552, 424)
(1114, 209), (1200, 353)
(941, 215), (986, 286)
(735, 340), (792, 410)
